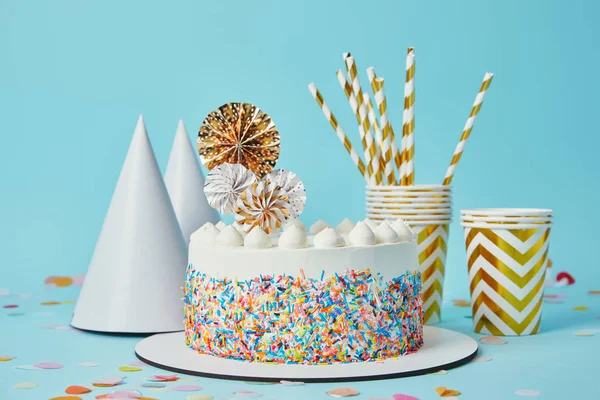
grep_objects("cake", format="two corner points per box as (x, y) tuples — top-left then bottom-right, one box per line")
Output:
(184, 218), (424, 364)
(186, 102), (423, 365)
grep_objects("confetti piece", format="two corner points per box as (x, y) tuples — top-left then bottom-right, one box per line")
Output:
(119, 365), (142, 372)
(473, 356), (492, 362)
(130, 361), (148, 367)
(78, 361), (100, 367)
(0, 288), (9, 296)
(280, 380), (305, 386)
(140, 382), (166, 388)
(8, 312), (25, 316)
(34, 361), (63, 369)
(452, 299), (470, 307)
(589, 290), (600, 295)
(515, 389), (541, 396)
(574, 330), (594, 336)
(479, 336), (507, 345)
(41, 301), (61, 306)
(3, 304), (18, 308)
(107, 389), (142, 398)
(187, 396), (214, 400)
(66, 386), (92, 394)
(544, 298), (564, 304)
(435, 387), (461, 397)
(0, 356), (15, 362)
(392, 394), (420, 400)
(15, 364), (42, 370)
(464, 315), (473, 319)
(50, 397), (82, 400)
(92, 378), (124, 387)
(54, 277), (74, 287)
(233, 390), (263, 397)
(147, 374), (179, 382)
(327, 388), (360, 397)
(13, 382), (38, 389)
(544, 293), (567, 299)
(430, 370), (447, 375)
(573, 306), (588, 311)
(172, 385), (203, 391)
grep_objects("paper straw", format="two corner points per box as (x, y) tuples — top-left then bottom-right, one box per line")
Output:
(442, 72), (494, 185)
(336, 71), (380, 185)
(308, 83), (367, 180)
(402, 48), (416, 185)
(367, 67), (400, 185)
(363, 92), (386, 183)
(345, 57), (379, 184)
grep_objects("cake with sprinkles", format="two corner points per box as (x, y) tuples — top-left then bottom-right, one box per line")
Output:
(184, 218), (424, 365)
(186, 102), (423, 364)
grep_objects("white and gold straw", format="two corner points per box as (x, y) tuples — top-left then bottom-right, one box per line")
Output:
(442, 72), (494, 185)
(308, 83), (367, 180)
(345, 56), (380, 184)
(363, 92), (386, 183)
(336, 70), (381, 184)
(402, 48), (416, 185)
(367, 67), (400, 185)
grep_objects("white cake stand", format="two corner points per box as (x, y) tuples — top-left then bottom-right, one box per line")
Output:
(135, 326), (477, 382)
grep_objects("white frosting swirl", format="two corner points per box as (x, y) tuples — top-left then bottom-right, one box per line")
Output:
(374, 221), (399, 244)
(309, 220), (331, 235)
(215, 225), (244, 247)
(335, 218), (356, 235)
(244, 228), (272, 249)
(215, 221), (227, 231)
(190, 222), (220, 246)
(363, 218), (379, 231)
(278, 225), (308, 249)
(232, 222), (246, 236)
(313, 227), (345, 248)
(283, 218), (307, 234)
(391, 218), (415, 242)
(348, 221), (376, 246)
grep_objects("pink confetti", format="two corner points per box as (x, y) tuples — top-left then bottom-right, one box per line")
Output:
(393, 395), (419, 400)
(479, 336), (507, 345)
(3, 304), (18, 309)
(108, 389), (142, 398)
(515, 389), (541, 396)
(129, 360), (148, 367)
(72, 273), (86, 286)
(171, 385), (203, 391)
(233, 390), (263, 397)
(33, 361), (63, 369)
(147, 374), (179, 381)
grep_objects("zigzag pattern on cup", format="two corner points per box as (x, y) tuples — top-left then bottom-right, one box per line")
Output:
(413, 224), (449, 324)
(464, 226), (550, 336)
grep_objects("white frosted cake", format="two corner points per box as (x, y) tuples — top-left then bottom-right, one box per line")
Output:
(184, 218), (424, 365)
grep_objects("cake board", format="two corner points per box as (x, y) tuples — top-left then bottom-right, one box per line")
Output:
(135, 326), (477, 383)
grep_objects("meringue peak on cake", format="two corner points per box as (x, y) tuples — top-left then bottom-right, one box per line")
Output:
(335, 218), (355, 235)
(283, 218), (307, 233)
(244, 227), (272, 249)
(279, 224), (308, 249)
(216, 225), (244, 247)
(309, 220), (331, 235)
(215, 221), (227, 231)
(348, 221), (376, 246)
(363, 218), (379, 231)
(391, 218), (415, 242)
(190, 222), (220, 246)
(313, 227), (345, 248)
(374, 221), (399, 244)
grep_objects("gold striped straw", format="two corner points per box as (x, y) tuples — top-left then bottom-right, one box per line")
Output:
(363, 93), (386, 184)
(335, 70), (382, 185)
(308, 83), (367, 180)
(402, 48), (416, 185)
(367, 67), (400, 185)
(442, 72), (494, 185)
(344, 56), (380, 184)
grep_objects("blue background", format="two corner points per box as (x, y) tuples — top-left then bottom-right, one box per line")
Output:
(1, 1), (599, 399)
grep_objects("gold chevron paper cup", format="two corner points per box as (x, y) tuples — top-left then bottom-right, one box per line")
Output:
(461, 219), (552, 336)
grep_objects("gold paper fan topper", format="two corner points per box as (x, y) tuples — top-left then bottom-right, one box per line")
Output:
(198, 103), (281, 177)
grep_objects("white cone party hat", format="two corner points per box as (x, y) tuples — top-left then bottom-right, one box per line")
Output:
(72, 115), (187, 333)
(165, 119), (219, 242)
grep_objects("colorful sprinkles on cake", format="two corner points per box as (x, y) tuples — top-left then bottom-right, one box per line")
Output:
(184, 266), (423, 364)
